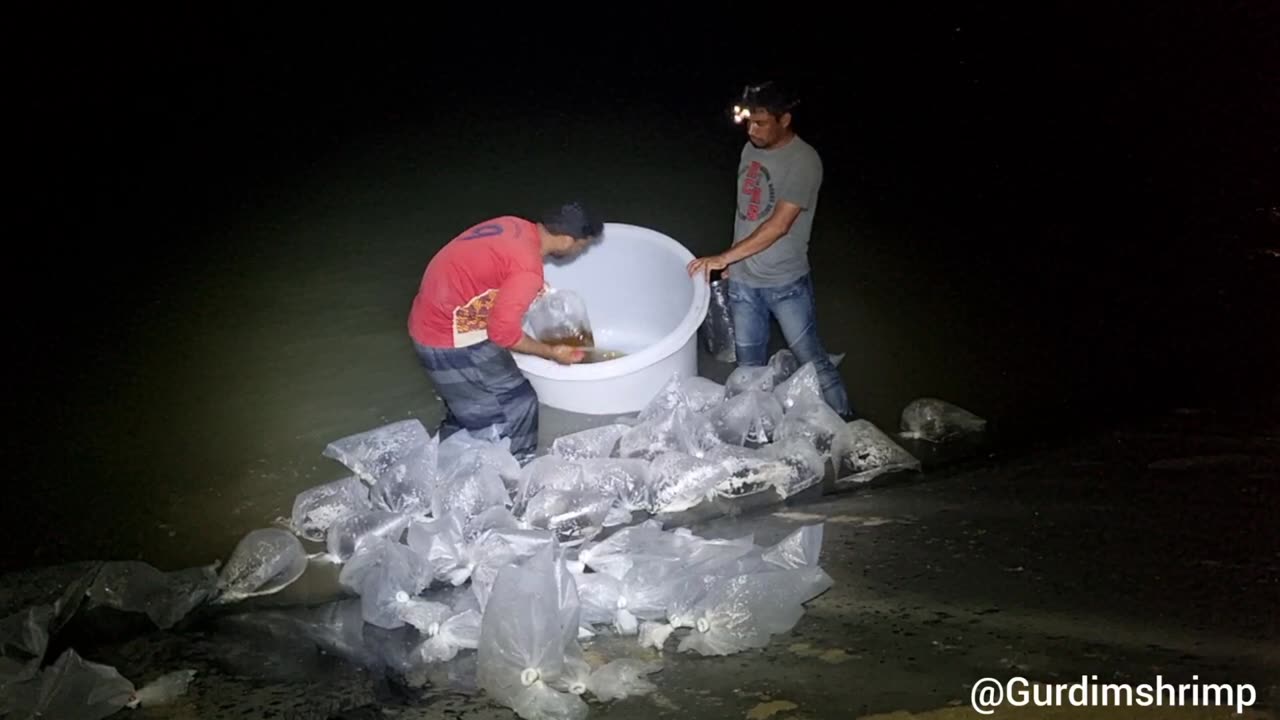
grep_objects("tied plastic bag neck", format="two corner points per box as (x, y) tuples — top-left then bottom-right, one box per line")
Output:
(526, 287), (595, 348)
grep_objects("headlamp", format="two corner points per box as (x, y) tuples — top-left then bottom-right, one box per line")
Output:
(731, 104), (751, 124)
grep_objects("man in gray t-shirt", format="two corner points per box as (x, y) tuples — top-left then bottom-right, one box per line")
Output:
(689, 80), (854, 419)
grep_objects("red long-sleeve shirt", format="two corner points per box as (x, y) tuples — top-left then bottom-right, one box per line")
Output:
(408, 216), (545, 349)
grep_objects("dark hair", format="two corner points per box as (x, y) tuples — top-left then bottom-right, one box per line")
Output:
(541, 201), (603, 240)
(740, 80), (800, 118)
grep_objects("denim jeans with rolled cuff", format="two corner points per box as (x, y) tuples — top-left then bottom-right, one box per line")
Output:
(727, 273), (854, 419)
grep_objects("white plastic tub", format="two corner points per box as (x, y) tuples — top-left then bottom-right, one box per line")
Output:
(514, 222), (710, 415)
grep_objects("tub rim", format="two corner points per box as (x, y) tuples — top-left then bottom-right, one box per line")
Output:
(514, 221), (710, 382)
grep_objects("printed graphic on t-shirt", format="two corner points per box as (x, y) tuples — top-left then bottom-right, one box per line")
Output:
(738, 160), (776, 222)
(452, 289), (498, 347)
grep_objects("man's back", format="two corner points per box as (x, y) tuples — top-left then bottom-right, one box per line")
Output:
(408, 216), (544, 349)
(731, 135), (824, 288)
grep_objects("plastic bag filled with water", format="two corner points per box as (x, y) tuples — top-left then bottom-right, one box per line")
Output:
(647, 452), (730, 514)
(724, 365), (775, 397)
(326, 509), (413, 562)
(706, 389), (786, 447)
(477, 543), (588, 720)
(288, 475), (373, 542)
(838, 419), (922, 484)
(215, 528), (308, 603)
(775, 395), (851, 464)
(438, 428), (524, 492)
(899, 397), (987, 442)
(617, 404), (722, 461)
(578, 458), (651, 514)
(773, 362), (823, 412)
(549, 424), (629, 461)
(370, 433), (438, 515)
(322, 419), (433, 485)
(526, 286), (595, 348)
(708, 439), (824, 500)
(338, 536), (438, 630)
(432, 448), (512, 530)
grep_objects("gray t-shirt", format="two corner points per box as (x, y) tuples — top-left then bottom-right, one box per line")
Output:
(730, 134), (823, 287)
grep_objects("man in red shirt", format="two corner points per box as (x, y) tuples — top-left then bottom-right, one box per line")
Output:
(408, 202), (602, 462)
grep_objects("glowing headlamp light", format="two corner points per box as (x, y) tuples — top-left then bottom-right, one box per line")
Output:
(731, 104), (751, 124)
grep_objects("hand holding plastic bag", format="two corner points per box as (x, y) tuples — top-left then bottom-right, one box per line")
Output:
(526, 287), (595, 347)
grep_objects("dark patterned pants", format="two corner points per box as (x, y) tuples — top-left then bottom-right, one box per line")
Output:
(412, 339), (539, 462)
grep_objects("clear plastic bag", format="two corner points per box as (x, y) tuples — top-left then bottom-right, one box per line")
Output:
(338, 536), (435, 630)
(549, 424), (629, 461)
(616, 405), (721, 462)
(577, 520), (684, 580)
(682, 376), (728, 414)
(326, 510), (412, 562)
(706, 390), (785, 447)
(215, 528), (308, 603)
(773, 362), (823, 412)
(526, 287), (595, 348)
(647, 452), (729, 514)
(761, 524), (824, 570)
(578, 458), (651, 513)
(413, 608), (482, 664)
(838, 419), (922, 484)
(288, 475), (373, 542)
(433, 448), (516, 528)
(5, 648), (135, 720)
(587, 659), (662, 702)
(520, 491), (615, 545)
(899, 397), (987, 442)
(708, 440), (824, 500)
(85, 560), (219, 630)
(776, 395), (851, 464)
(476, 543), (588, 720)
(370, 433), (438, 514)
(639, 374), (727, 421)
(758, 438), (827, 499)
(677, 566), (834, 656)
(767, 349), (800, 385)
(322, 419), (433, 485)
(724, 365), (775, 397)
(0, 606), (51, 688)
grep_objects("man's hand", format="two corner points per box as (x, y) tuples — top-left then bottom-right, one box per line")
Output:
(549, 345), (586, 365)
(687, 254), (729, 281)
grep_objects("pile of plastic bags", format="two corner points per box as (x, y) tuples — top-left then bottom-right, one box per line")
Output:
(0, 563), (202, 718)
(194, 351), (966, 719)
(1, 351), (986, 720)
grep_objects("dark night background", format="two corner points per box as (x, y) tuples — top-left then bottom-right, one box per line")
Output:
(6, 3), (1278, 572)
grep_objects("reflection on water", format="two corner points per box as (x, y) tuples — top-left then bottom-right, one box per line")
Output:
(580, 348), (626, 364)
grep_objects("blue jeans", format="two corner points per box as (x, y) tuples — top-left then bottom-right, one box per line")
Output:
(728, 273), (853, 418)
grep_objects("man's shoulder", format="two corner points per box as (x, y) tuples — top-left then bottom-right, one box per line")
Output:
(447, 215), (537, 245)
(790, 136), (822, 165)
